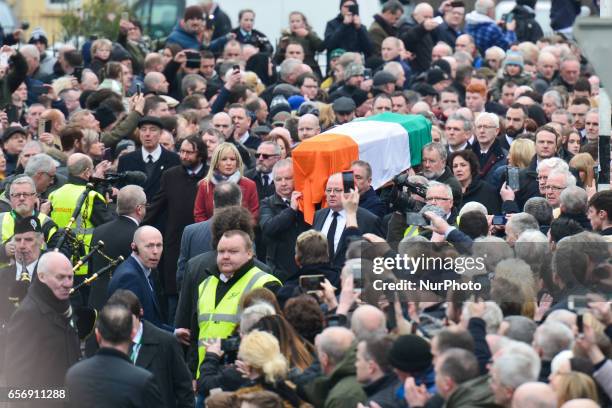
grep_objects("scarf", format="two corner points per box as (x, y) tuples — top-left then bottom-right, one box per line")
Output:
(211, 170), (241, 185)
(31, 275), (72, 319)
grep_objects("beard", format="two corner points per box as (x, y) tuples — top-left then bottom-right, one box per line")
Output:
(506, 126), (523, 138)
(421, 169), (443, 180)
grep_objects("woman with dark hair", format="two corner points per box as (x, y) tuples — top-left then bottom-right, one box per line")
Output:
(274, 11), (324, 77)
(450, 150), (501, 214)
(283, 295), (324, 345)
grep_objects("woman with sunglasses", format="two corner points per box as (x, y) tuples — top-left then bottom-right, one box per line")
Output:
(193, 142), (259, 222)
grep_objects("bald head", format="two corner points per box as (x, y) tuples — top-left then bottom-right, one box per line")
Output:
(511, 382), (557, 408)
(316, 327), (355, 374)
(67, 152), (93, 178)
(413, 3), (434, 23)
(133, 225), (162, 245)
(132, 226), (163, 268)
(297, 113), (320, 140)
(351, 305), (387, 340)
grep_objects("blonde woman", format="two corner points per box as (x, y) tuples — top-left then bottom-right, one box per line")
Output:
(193, 142), (259, 222)
(570, 153), (596, 198)
(234, 330), (305, 407)
(491, 138), (536, 190)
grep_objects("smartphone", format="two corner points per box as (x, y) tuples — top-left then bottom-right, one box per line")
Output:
(504, 12), (514, 23)
(299, 274), (325, 291)
(385, 289), (397, 331)
(433, 16), (444, 24)
(136, 83), (142, 95)
(492, 215), (506, 226)
(232, 64), (240, 72)
(102, 147), (112, 161)
(342, 171), (354, 193)
(121, 11), (129, 21)
(348, 3), (359, 15)
(507, 166), (520, 191)
(576, 314), (584, 334)
(38, 119), (51, 135)
(406, 212), (428, 226)
(73, 66), (83, 83)
(185, 51), (201, 69)
(568, 295), (588, 313)
(363, 68), (372, 80)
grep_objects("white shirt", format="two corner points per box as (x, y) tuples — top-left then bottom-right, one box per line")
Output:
(239, 132), (250, 145)
(189, 163), (204, 176)
(15, 260), (38, 280)
(131, 254), (153, 290)
(321, 209), (346, 252)
(130, 321), (144, 363)
(449, 142), (469, 152)
(141, 145), (162, 163)
(505, 135), (514, 147)
(123, 215), (140, 226)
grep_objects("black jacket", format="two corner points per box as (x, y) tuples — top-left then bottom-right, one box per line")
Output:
(363, 373), (404, 408)
(515, 156), (541, 209)
(143, 164), (206, 294)
(260, 194), (309, 282)
(276, 262), (340, 306)
(136, 320), (194, 408)
(0, 51), (27, 109)
(4, 278), (80, 393)
(399, 19), (434, 74)
(230, 27), (273, 55)
(461, 178), (502, 215)
(207, 5), (232, 41)
(511, 5), (544, 43)
(324, 14), (373, 60)
(432, 21), (462, 48)
(359, 187), (386, 218)
(65, 347), (164, 408)
(313, 207), (383, 269)
(117, 147), (181, 202)
(470, 139), (508, 187)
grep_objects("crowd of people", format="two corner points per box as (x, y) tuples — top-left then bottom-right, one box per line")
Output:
(0, 0), (610, 407)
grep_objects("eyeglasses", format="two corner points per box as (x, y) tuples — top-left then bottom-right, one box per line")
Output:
(10, 192), (37, 198)
(476, 125), (497, 130)
(544, 185), (565, 192)
(426, 196), (451, 203)
(256, 153), (279, 159)
(179, 149), (196, 155)
(325, 188), (343, 194)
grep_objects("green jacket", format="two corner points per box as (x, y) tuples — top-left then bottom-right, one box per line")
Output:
(101, 110), (142, 147)
(304, 344), (367, 408)
(444, 374), (502, 408)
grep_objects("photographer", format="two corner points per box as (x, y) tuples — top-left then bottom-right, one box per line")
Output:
(324, 1), (373, 62)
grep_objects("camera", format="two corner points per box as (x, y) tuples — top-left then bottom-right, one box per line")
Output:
(388, 173), (427, 214)
(91, 171), (147, 197)
(221, 335), (241, 364)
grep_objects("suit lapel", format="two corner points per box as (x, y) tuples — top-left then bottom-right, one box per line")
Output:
(133, 258), (161, 316)
(315, 208), (330, 231)
(135, 321), (159, 369)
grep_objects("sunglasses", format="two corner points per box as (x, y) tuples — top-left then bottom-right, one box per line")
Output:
(256, 153), (279, 159)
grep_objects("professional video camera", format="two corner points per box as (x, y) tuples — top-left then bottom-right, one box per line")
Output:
(388, 173), (428, 214)
(91, 171), (147, 196)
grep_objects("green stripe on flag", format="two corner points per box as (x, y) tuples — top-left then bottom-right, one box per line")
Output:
(357, 113), (432, 166)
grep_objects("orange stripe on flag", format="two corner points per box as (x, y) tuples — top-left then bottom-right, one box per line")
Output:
(293, 133), (359, 225)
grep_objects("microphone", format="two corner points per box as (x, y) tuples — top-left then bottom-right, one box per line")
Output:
(103, 171), (148, 185)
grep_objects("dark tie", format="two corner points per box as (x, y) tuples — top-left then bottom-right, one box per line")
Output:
(145, 154), (155, 179)
(327, 212), (339, 259)
(147, 273), (155, 293)
(262, 174), (269, 187)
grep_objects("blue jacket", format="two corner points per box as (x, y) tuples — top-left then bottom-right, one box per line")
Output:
(465, 11), (516, 54)
(166, 24), (201, 50)
(359, 187), (386, 218)
(108, 255), (173, 332)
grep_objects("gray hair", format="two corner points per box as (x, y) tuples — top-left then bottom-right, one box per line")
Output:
(21, 140), (44, 155)
(507, 212), (539, 237)
(271, 158), (292, 180)
(398, 235), (429, 258)
(502, 316), (537, 344)
(552, 109), (573, 125)
(543, 90), (563, 109)
(533, 321), (574, 361)
(492, 341), (541, 389)
(523, 197), (553, 226)
(317, 327), (355, 366)
(461, 301), (503, 333)
(116, 185), (146, 216)
(240, 302), (276, 335)
(475, 0), (495, 14)
(383, 61), (403, 78)
(181, 74), (207, 96)
(547, 169), (576, 189)
(459, 201), (487, 217)
(475, 112), (500, 128)
(10, 175), (36, 195)
(279, 58), (302, 81)
(515, 229), (550, 267)
(24, 153), (56, 177)
(447, 113), (473, 132)
(259, 140), (281, 156)
(423, 142), (448, 162)
(427, 180), (453, 199)
(560, 186), (587, 214)
(471, 236), (514, 273)
(350, 304), (387, 341)
(537, 157), (568, 173)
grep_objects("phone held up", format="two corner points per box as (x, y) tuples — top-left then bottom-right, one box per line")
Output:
(342, 171), (354, 193)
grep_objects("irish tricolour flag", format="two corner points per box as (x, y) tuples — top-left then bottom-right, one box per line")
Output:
(293, 112), (432, 224)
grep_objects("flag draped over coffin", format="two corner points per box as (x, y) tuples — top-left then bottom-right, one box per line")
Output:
(293, 113), (432, 224)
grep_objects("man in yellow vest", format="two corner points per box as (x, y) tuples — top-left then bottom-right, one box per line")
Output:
(195, 229), (281, 386)
(48, 153), (114, 298)
(0, 176), (63, 265)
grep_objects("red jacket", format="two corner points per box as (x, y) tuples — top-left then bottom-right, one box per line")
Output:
(193, 177), (259, 222)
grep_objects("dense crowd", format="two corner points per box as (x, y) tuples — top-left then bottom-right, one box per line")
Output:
(0, 0), (610, 407)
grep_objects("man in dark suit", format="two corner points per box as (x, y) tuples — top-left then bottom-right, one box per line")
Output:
(108, 290), (194, 408)
(177, 181), (242, 289)
(143, 136), (207, 322)
(5, 252), (81, 402)
(117, 116), (181, 202)
(246, 141), (280, 261)
(314, 173), (383, 269)
(65, 303), (164, 408)
(260, 159), (309, 282)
